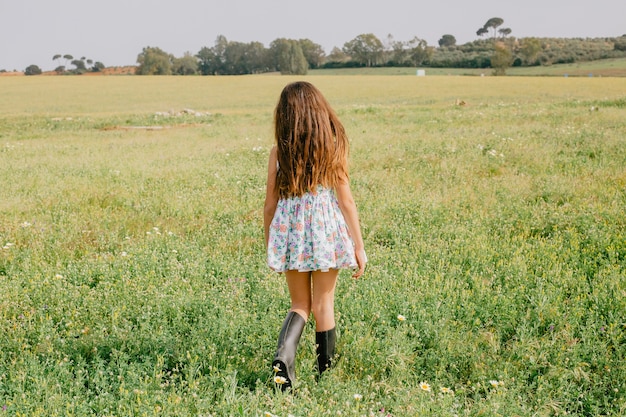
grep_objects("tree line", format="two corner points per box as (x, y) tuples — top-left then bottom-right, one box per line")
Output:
(136, 20), (626, 76)
(136, 34), (432, 76)
(14, 17), (626, 76)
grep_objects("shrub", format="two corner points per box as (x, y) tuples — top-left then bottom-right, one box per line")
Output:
(24, 64), (42, 75)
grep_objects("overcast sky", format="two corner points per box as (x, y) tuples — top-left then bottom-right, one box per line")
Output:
(1, 0), (625, 71)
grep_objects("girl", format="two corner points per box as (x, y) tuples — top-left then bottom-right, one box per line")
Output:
(264, 81), (367, 391)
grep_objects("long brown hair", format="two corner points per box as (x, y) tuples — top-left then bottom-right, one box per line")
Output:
(274, 81), (349, 198)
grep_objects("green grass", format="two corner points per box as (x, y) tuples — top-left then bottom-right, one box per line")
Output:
(310, 57), (626, 77)
(1, 75), (625, 416)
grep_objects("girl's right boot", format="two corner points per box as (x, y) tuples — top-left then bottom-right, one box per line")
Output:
(272, 311), (306, 391)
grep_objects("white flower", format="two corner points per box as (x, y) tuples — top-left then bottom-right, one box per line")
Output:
(272, 364), (281, 373)
(419, 382), (431, 392)
(353, 393), (362, 401)
(397, 314), (406, 322)
(489, 380), (501, 388)
(274, 376), (287, 385)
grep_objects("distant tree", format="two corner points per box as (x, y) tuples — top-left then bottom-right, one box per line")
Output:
(614, 36), (626, 51)
(172, 52), (198, 75)
(519, 37), (542, 65)
(491, 41), (512, 75)
(53, 54), (62, 68)
(63, 54), (73, 67)
(298, 39), (325, 69)
(197, 35), (229, 75)
(91, 62), (105, 72)
(287, 41), (308, 74)
(197, 45), (220, 75)
(476, 27), (489, 37)
(498, 28), (512, 38)
(383, 34), (408, 65)
(198, 35), (268, 75)
(438, 34), (457, 47)
(477, 18), (510, 41)
(136, 46), (172, 75)
(71, 59), (87, 72)
(270, 38), (308, 75)
(406, 37), (433, 66)
(326, 47), (349, 63)
(54, 66), (66, 74)
(221, 41), (252, 74)
(343, 33), (384, 67)
(24, 64), (42, 75)
(246, 41), (271, 73)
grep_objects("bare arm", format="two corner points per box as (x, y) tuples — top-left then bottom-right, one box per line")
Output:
(335, 179), (367, 278)
(264, 146), (279, 248)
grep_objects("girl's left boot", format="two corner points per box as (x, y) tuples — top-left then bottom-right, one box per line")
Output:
(315, 327), (336, 374)
(272, 311), (306, 391)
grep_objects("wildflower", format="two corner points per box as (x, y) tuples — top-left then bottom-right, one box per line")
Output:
(419, 382), (431, 392)
(440, 387), (454, 395)
(264, 412), (278, 417)
(274, 376), (287, 385)
(489, 380), (501, 388)
(21, 221), (32, 228)
(121, 251), (128, 257)
(353, 393), (363, 401)
(397, 315), (406, 322)
(272, 364), (281, 373)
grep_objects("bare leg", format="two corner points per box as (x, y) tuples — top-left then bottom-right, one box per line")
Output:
(285, 270), (312, 321)
(311, 269), (338, 331)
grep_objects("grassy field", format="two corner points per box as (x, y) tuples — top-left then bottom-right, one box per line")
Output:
(310, 57), (626, 77)
(1, 75), (625, 416)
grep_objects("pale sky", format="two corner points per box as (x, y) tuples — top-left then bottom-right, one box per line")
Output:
(1, 0), (624, 71)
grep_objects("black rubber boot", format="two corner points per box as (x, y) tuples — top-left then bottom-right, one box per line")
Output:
(272, 311), (306, 391)
(315, 327), (336, 374)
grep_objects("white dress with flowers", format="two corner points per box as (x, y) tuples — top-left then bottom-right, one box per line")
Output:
(267, 186), (357, 273)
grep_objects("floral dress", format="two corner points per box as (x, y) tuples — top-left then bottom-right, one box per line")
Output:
(267, 186), (357, 272)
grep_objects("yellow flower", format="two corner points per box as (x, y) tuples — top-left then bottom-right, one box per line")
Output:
(489, 380), (500, 388)
(274, 376), (287, 385)
(273, 365), (281, 373)
(397, 314), (406, 321)
(419, 382), (431, 392)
